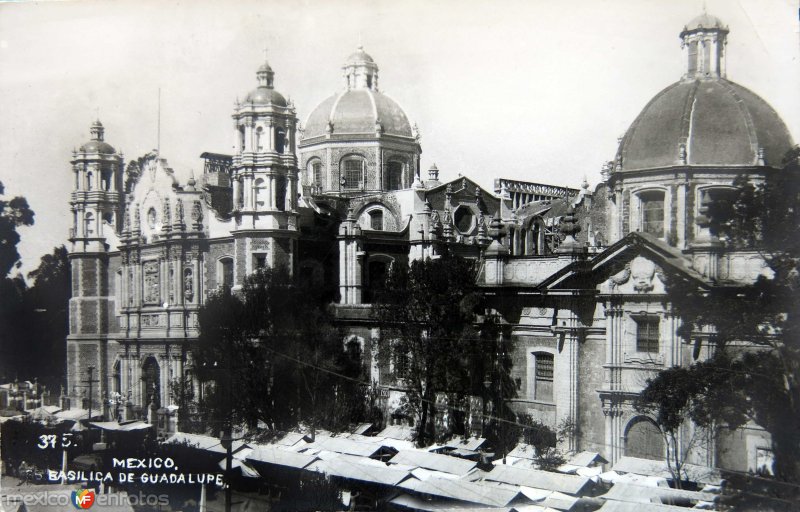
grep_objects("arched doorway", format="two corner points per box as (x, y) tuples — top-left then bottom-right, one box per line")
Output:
(625, 416), (665, 460)
(141, 356), (161, 409)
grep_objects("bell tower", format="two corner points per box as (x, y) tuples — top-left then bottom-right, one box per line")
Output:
(66, 120), (123, 417)
(69, 120), (123, 253)
(230, 60), (299, 282)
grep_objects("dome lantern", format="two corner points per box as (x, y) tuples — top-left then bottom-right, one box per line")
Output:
(343, 46), (379, 91)
(256, 61), (275, 89)
(90, 120), (105, 142)
(680, 13), (729, 80)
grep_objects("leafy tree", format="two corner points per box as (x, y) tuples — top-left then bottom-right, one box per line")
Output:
(638, 159), (800, 483)
(25, 246), (71, 389)
(0, 181), (35, 277)
(192, 266), (360, 437)
(372, 254), (512, 447)
(0, 181), (34, 382)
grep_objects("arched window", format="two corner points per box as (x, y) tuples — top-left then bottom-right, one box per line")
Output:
(688, 41), (698, 75)
(365, 257), (391, 303)
(255, 127), (264, 152)
(239, 126), (246, 152)
(86, 171), (94, 191)
(369, 209), (384, 230)
(701, 187), (738, 241)
(341, 157), (365, 190)
(453, 206), (475, 234)
(219, 257), (234, 289)
(275, 176), (286, 212)
(307, 160), (323, 187)
(275, 128), (286, 154)
(386, 160), (404, 191)
(639, 190), (665, 238)
(529, 352), (554, 402)
(346, 337), (362, 363)
(141, 356), (161, 409)
(625, 417), (665, 460)
(101, 169), (112, 191)
(84, 212), (94, 237)
(254, 178), (266, 209)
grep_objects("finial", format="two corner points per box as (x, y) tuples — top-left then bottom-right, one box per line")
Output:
(581, 176), (589, 190)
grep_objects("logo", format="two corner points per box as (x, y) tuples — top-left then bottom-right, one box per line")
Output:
(71, 489), (95, 509)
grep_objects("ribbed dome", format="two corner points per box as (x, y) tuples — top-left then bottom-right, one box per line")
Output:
(618, 79), (794, 170)
(346, 46), (375, 64)
(303, 89), (413, 139)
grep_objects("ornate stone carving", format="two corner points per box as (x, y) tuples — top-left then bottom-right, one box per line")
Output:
(631, 256), (656, 293)
(191, 200), (203, 230)
(143, 260), (160, 304)
(607, 264), (631, 290)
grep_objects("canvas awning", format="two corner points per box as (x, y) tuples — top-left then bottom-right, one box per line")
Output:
(484, 465), (593, 496)
(389, 450), (478, 476)
(89, 420), (152, 431)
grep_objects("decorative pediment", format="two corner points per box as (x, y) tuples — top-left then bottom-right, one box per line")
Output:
(538, 232), (711, 293)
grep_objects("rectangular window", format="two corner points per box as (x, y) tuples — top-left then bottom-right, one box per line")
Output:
(533, 353), (554, 402)
(344, 159), (363, 189)
(369, 210), (383, 230)
(313, 162), (322, 185)
(254, 254), (267, 269)
(640, 191), (665, 238)
(635, 317), (660, 353)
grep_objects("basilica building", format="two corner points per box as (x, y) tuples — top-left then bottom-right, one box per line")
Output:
(66, 14), (794, 478)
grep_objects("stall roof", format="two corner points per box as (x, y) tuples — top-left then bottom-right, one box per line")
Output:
(389, 493), (523, 512)
(379, 424), (416, 441)
(398, 477), (524, 508)
(567, 451), (607, 467)
(600, 482), (718, 505)
(311, 436), (390, 458)
(246, 446), (319, 470)
(89, 420), (151, 431)
(274, 431), (306, 447)
(444, 437), (487, 451)
(390, 450), (478, 476)
(307, 456), (410, 486)
(596, 500), (701, 512)
(484, 465), (593, 496)
(612, 457), (721, 485)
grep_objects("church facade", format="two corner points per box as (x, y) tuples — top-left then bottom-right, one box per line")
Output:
(66, 14), (794, 477)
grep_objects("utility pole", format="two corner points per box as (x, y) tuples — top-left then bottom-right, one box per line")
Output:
(82, 366), (99, 421)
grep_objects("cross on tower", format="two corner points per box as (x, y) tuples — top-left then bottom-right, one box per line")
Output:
(263, 46), (269, 62)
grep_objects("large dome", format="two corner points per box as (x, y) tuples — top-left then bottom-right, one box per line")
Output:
(303, 89), (413, 139)
(618, 79), (794, 170)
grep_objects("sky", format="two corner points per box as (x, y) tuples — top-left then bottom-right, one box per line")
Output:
(0, 0), (798, 276)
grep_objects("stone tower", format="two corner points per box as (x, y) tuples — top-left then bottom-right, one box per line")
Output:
(230, 60), (300, 281)
(66, 120), (123, 415)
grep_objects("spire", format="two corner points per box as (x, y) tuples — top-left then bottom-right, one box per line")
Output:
(680, 13), (728, 79)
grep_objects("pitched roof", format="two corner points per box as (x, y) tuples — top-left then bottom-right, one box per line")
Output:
(484, 465), (593, 495)
(390, 450), (478, 476)
(246, 446), (319, 470)
(398, 476), (524, 507)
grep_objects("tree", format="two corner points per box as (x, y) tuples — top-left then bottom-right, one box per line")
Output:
(638, 159), (800, 483)
(372, 254), (512, 447)
(192, 266), (360, 437)
(0, 181), (34, 381)
(0, 181), (35, 278)
(25, 246), (71, 389)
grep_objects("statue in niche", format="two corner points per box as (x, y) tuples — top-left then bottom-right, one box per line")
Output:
(184, 268), (194, 301)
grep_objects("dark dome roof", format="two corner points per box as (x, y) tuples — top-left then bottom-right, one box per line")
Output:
(79, 140), (116, 154)
(304, 89), (413, 139)
(245, 86), (287, 106)
(684, 13), (726, 31)
(618, 79), (794, 170)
